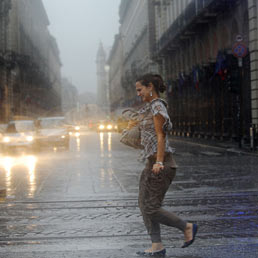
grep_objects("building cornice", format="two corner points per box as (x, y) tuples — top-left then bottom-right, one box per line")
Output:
(155, 0), (239, 56)
(119, 0), (131, 24)
(123, 25), (148, 65)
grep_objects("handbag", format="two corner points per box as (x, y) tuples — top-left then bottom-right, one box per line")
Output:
(120, 109), (143, 149)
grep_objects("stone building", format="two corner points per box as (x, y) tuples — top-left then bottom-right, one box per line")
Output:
(148, 0), (257, 146)
(0, 0), (12, 122)
(61, 78), (78, 115)
(61, 77), (78, 123)
(0, 0), (62, 122)
(248, 0), (258, 147)
(106, 0), (258, 146)
(96, 42), (109, 115)
(107, 35), (123, 113)
(107, 0), (159, 112)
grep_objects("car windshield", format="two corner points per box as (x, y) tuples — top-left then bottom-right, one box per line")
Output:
(6, 121), (35, 133)
(39, 118), (65, 129)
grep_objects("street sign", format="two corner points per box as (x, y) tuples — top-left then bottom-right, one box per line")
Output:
(232, 42), (248, 58)
(236, 34), (243, 42)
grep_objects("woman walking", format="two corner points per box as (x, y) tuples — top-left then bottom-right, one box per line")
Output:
(135, 74), (198, 256)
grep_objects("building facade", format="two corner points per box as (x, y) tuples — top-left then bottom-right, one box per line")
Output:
(248, 0), (258, 146)
(107, 34), (124, 113)
(96, 42), (109, 115)
(61, 78), (78, 115)
(0, 0), (12, 122)
(0, 0), (62, 122)
(107, 0), (159, 112)
(148, 0), (256, 145)
(61, 77), (78, 123)
(106, 0), (258, 147)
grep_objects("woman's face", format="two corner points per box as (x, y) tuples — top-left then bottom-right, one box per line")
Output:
(135, 81), (152, 102)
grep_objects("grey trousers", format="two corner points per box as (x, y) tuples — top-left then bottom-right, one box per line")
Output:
(138, 153), (187, 243)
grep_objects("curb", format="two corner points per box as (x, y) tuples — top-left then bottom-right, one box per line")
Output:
(169, 135), (258, 156)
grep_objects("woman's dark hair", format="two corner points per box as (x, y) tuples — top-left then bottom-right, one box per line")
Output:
(136, 73), (166, 94)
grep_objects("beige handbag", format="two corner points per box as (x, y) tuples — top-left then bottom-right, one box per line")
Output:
(120, 109), (143, 149)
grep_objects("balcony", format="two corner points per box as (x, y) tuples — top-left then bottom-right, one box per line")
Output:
(155, 0), (237, 55)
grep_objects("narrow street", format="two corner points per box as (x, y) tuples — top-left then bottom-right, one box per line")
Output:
(0, 130), (257, 258)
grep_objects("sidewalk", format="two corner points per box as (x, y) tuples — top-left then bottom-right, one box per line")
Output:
(169, 134), (258, 156)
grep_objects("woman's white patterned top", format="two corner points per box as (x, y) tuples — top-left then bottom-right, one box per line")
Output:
(138, 98), (174, 161)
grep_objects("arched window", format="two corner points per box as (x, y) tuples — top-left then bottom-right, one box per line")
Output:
(211, 31), (218, 59)
(231, 18), (239, 45)
(220, 25), (229, 49)
(196, 39), (204, 64)
(204, 35), (211, 62)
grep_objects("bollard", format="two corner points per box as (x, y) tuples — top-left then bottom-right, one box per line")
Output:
(250, 126), (254, 151)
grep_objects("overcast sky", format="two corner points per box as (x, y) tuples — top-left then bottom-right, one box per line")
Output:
(42, 0), (120, 94)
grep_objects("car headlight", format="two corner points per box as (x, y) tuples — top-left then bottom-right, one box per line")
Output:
(61, 135), (66, 139)
(75, 126), (80, 130)
(99, 125), (105, 130)
(26, 136), (34, 142)
(3, 137), (10, 143)
(107, 124), (112, 130)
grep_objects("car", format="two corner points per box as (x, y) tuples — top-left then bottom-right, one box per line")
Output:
(67, 124), (81, 137)
(0, 124), (7, 134)
(0, 124), (7, 152)
(96, 120), (118, 132)
(1, 120), (37, 154)
(36, 116), (70, 150)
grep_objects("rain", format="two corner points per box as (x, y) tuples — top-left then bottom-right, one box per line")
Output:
(0, 1), (258, 257)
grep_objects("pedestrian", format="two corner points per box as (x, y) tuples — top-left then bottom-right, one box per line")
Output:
(134, 73), (198, 256)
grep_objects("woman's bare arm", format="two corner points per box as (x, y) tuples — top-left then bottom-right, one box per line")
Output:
(153, 114), (166, 174)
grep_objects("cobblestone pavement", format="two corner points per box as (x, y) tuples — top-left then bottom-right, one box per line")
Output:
(0, 131), (257, 258)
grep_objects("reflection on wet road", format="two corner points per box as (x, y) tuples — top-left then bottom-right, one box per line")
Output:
(0, 131), (123, 201)
(99, 132), (112, 157)
(0, 155), (37, 199)
(0, 131), (257, 257)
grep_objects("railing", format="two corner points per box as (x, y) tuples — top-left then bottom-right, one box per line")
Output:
(156, 0), (216, 53)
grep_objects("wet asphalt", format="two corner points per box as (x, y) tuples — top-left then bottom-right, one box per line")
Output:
(0, 130), (257, 258)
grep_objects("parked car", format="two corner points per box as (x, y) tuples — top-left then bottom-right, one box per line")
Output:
(1, 120), (37, 154)
(36, 116), (70, 150)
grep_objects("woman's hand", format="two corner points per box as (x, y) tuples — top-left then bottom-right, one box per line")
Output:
(152, 163), (164, 174)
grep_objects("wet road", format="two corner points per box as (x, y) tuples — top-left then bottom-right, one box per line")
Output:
(0, 131), (257, 258)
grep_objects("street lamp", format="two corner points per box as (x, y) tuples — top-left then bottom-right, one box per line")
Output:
(104, 65), (110, 117)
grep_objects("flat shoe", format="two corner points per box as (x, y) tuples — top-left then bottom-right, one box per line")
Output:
(136, 248), (166, 256)
(181, 223), (198, 248)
